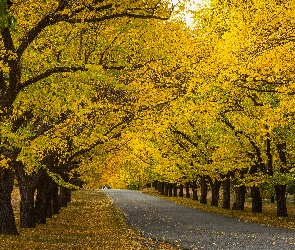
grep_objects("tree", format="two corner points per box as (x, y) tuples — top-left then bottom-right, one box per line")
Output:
(0, 0), (179, 234)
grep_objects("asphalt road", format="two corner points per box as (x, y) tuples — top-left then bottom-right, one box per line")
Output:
(103, 189), (295, 250)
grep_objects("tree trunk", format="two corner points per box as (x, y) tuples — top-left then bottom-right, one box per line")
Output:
(275, 184), (288, 217)
(157, 181), (161, 192)
(45, 179), (54, 218)
(192, 180), (198, 200)
(275, 143), (288, 217)
(200, 176), (207, 204)
(251, 186), (262, 213)
(178, 184), (184, 197)
(52, 182), (59, 214)
(173, 184), (177, 197)
(59, 186), (68, 208)
(211, 180), (221, 207)
(160, 182), (164, 195)
(0, 168), (18, 235)
(47, 198), (53, 218)
(185, 182), (190, 198)
(153, 180), (158, 190)
(15, 163), (41, 228)
(19, 183), (37, 228)
(35, 173), (51, 224)
(164, 182), (168, 196)
(67, 188), (71, 202)
(46, 178), (56, 218)
(234, 185), (246, 210)
(222, 178), (231, 209)
(168, 183), (173, 197)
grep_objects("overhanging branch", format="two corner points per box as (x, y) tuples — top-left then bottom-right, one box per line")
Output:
(67, 12), (169, 24)
(20, 66), (87, 90)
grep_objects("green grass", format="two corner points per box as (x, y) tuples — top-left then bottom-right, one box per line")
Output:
(1, 190), (179, 250)
(142, 188), (295, 230)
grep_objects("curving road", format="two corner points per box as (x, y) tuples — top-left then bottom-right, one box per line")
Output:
(104, 189), (295, 250)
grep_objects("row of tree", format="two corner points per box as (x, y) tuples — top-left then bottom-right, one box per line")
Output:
(105, 0), (295, 219)
(2, 0), (295, 235)
(0, 0), (192, 235)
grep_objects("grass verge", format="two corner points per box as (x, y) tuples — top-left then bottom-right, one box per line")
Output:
(142, 188), (295, 230)
(1, 190), (179, 250)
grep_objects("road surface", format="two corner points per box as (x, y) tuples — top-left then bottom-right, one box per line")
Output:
(104, 189), (295, 249)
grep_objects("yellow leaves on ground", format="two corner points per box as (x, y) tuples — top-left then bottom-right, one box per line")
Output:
(0, 189), (179, 250)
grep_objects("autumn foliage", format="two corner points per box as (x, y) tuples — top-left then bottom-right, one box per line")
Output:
(1, 0), (295, 236)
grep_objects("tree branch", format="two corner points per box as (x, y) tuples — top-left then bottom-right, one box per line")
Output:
(219, 114), (263, 166)
(20, 66), (87, 90)
(170, 127), (199, 149)
(67, 12), (170, 24)
(1, 27), (15, 53)
(16, 4), (169, 58)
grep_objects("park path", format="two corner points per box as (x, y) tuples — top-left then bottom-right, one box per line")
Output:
(104, 189), (295, 250)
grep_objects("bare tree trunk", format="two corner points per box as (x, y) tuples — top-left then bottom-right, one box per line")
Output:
(222, 178), (230, 209)
(35, 173), (51, 224)
(275, 184), (288, 217)
(52, 182), (59, 214)
(211, 180), (221, 207)
(251, 186), (262, 213)
(200, 176), (207, 204)
(192, 180), (198, 200)
(178, 184), (184, 197)
(173, 184), (178, 197)
(168, 183), (173, 197)
(185, 182), (190, 198)
(164, 182), (168, 196)
(160, 182), (164, 195)
(275, 143), (288, 217)
(59, 186), (68, 208)
(234, 185), (246, 210)
(15, 163), (41, 228)
(0, 168), (18, 235)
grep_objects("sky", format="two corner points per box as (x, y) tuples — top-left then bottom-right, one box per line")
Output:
(171, 0), (206, 26)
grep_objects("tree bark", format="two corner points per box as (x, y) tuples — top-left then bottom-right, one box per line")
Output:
(222, 178), (231, 209)
(51, 182), (60, 214)
(275, 184), (288, 217)
(35, 173), (51, 224)
(251, 186), (262, 213)
(160, 182), (164, 195)
(200, 176), (207, 204)
(185, 182), (190, 198)
(234, 185), (246, 210)
(59, 186), (68, 208)
(67, 188), (71, 202)
(19, 182), (37, 228)
(157, 181), (161, 192)
(164, 182), (168, 196)
(211, 180), (221, 207)
(168, 183), (173, 197)
(0, 168), (18, 235)
(275, 143), (288, 217)
(15, 163), (41, 228)
(192, 180), (198, 200)
(173, 184), (177, 197)
(178, 184), (184, 197)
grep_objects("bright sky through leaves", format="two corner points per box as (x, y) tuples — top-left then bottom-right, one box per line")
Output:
(171, 0), (205, 26)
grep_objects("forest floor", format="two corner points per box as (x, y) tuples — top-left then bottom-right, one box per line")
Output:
(104, 189), (295, 250)
(1, 189), (179, 250)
